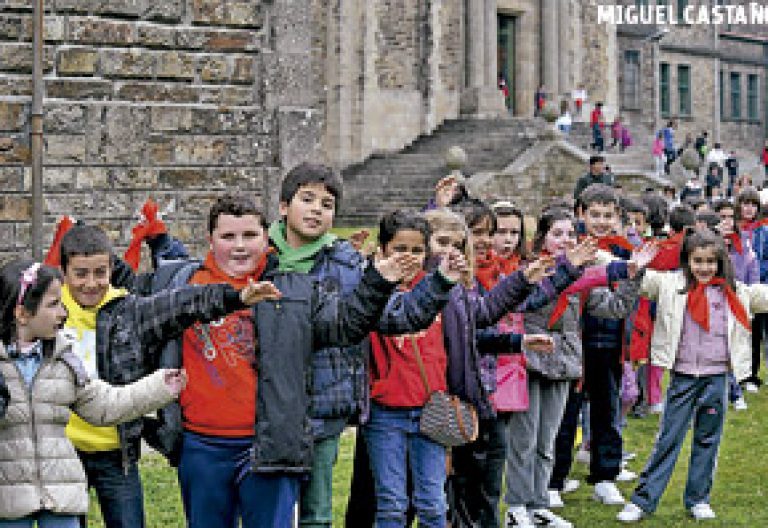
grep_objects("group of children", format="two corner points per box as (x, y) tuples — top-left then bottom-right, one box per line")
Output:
(1, 162), (767, 528)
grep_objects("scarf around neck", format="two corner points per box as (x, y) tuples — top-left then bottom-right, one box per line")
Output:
(190, 250), (269, 289)
(687, 277), (750, 332)
(268, 221), (336, 273)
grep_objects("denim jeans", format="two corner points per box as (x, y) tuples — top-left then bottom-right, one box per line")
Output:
(76, 448), (144, 528)
(300, 434), (340, 528)
(177, 431), (300, 528)
(0, 513), (79, 528)
(631, 373), (727, 513)
(363, 403), (446, 528)
(550, 382), (585, 490)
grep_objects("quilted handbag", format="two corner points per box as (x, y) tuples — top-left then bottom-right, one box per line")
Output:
(411, 335), (479, 447)
(492, 354), (529, 412)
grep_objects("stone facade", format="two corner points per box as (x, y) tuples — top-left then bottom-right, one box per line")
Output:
(0, 0), (323, 262)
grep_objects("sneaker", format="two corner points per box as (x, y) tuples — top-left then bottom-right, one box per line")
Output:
(617, 502), (645, 523)
(575, 447), (591, 464)
(593, 481), (626, 505)
(562, 479), (580, 494)
(506, 506), (535, 527)
(648, 403), (664, 414)
(530, 508), (573, 528)
(689, 503), (716, 520)
(548, 489), (565, 508)
(616, 468), (638, 482)
(732, 397), (748, 410)
(744, 382), (759, 393)
(622, 451), (637, 462)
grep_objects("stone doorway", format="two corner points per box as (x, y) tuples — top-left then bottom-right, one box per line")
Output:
(498, 13), (516, 113)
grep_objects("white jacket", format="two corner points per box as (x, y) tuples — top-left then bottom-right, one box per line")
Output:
(639, 270), (768, 381)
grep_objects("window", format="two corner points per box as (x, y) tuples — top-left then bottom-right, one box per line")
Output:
(677, 0), (688, 23)
(622, 50), (641, 109)
(678, 65), (691, 116)
(636, 0), (648, 6)
(719, 70), (724, 117)
(660, 63), (670, 117)
(731, 72), (741, 119)
(748, 74), (759, 120)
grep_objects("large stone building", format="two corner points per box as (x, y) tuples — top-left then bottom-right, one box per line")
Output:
(1, 0), (767, 259)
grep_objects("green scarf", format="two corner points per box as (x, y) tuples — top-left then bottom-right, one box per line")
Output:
(269, 221), (337, 273)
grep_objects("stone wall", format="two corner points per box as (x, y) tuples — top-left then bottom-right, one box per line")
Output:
(0, 0), (323, 262)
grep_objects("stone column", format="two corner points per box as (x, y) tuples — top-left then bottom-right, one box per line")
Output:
(467, 0), (485, 88)
(460, 0), (506, 116)
(484, 0), (497, 87)
(541, 0), (559, 97)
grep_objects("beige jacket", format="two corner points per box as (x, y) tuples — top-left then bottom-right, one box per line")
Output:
(639, 270), (768, 381)
(0, 331), (177, 520)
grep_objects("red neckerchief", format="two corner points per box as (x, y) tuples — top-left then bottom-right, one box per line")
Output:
(687, 277), (750, 332)
(541, 250), (587, 329)
(594, 235), (634, 253)
(124, 199), (167, 270)
(497, 253), (521, 278)
(44, 216), (75, 268)
(740, 218), (768, 233)
(475, 252), (503, 291)
(191, 249), (270, 289)
(725, 232), (744, 255)
(649, 231), (685, 271)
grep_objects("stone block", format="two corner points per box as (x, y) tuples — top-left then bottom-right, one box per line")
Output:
(43, 167), (75, 190)
(102, 106), (149, 164)
(150, 107), (193, 132)
(68, 18), (136, 46)
(54, 0), (92, 14)
(110, 167), (159, 188)
(75, 167), (109, 188)
(0, 167), (23, 191)
(218, 86), (255, 106)
(0, 195), (30, 221)
(156, 51), (195, 80)
(0, 15), (23, 39)
(44, 105), (86, 134)
(0, 43), (53, 73)
(115, 82), (199, 103)
(0, 78), (32, 97)
(45, 135), (86, 163)
(143, 0), (184, 23)
(101, 49), (154, 79)
(0, 223), (13, 249)
(225, 2), (263, 28)
(93, 0), (148, 18)
(232, 56), (255, 84)
(57, 48), (98, 76)
(136, 23), (177, 47)
(44, 194), (94, 217)
(0, 102), (26, 131)
(0, 136), (31, 163)
(14, 221), (30, 249)
(177, 29), (257, 52)
(192, 0), (226, 25)
(199, 55), (229, 83)
(46, 79), (112, 100)
(44, 16), (66, 42)
(147, 137), (173, 164)
(173, 136), (229, 164)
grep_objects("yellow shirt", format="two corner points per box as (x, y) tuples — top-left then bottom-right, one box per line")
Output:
(63, 285), (127, 452)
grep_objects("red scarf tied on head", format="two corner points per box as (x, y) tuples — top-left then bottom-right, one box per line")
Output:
(687, 277), (750, 333)
(124, 199), (168, 271)
(43, 216), (75, 267)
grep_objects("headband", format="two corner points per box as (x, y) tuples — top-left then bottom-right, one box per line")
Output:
(17, 263), (41, 307)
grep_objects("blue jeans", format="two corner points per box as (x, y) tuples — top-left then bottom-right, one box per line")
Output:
(0, 513), (79, 528)
(363, 403), (446, 528)
(632, 373), (727, 513)
(178, 431), (300, 528)
(76, 448), (144, 528)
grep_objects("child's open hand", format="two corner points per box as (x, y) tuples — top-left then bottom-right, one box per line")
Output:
(565, 237), (598, 267)
(374, 251), (421, 283)
(628, 241), (659, 278)
(439, 249), (468, 284)
(523, 334), (555, 353)
(240, 279), (282, 305)
(523, 255), (555, 283)
(163, 368), (188, 397)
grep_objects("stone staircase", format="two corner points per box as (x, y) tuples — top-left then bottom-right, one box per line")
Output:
(337, 117), (545, 226)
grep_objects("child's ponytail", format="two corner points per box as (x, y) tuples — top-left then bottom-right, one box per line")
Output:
(0, 259), (62, 345)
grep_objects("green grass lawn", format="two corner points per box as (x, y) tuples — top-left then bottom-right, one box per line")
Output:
(89, 383), (768, 527)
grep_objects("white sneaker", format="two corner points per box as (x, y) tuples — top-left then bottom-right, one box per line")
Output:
(593, 481), (626, 505)
(548, 490), (565, 508)
(622, 451), (637, 462)
(689, 503), (716, 520)
(575, 447), (591, 464)
(648, 403), (664, 414)
(506, 506), (535, 527)
(562, 479), (580, 494)
(744, 382), (759, 393)
(616, 468), (638, 482)
(530, 508), (573, 528)
(617, 502), (645, 522)
(732, 397), (748, 411)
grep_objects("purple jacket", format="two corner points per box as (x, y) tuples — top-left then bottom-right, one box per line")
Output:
(730, 234), (759, 285)
(441, 259), (582, 419)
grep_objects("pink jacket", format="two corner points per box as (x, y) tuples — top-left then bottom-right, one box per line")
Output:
(652, 138), (664, 157)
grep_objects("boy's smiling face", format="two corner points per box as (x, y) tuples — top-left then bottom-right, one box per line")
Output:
(209, 214), (268, 278)
(583, 202), (618, 238)
(382, 229), (426, 284)
(63, 253), (111, 308)
(279, 183), (336, 247)
(470, 216), (493, 260)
